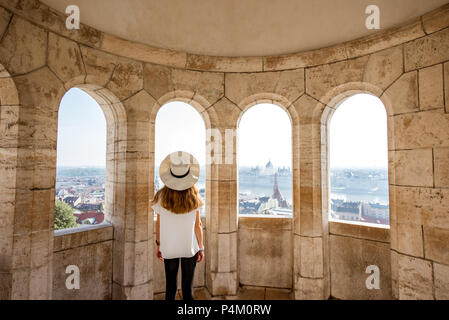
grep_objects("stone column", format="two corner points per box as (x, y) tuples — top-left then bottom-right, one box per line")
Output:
(291, 95), (330, 300)
(110, 89), (153, 300)
(204, 98), (240, 296)
(5, 67), (65, 299)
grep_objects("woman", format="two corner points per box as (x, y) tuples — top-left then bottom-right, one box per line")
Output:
(151, 151), (205, 301)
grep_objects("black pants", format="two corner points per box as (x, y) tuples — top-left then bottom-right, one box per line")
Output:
(164, 252), (198, 300)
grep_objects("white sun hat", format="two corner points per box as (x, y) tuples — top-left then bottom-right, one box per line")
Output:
(159, 151), (200, 191)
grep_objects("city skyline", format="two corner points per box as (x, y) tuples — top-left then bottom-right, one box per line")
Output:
(57, 90), (388, 170)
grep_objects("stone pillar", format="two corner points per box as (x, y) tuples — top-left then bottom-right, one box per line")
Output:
(4, 67), (65, 299)
(291, 95), (330, 300)
(110, 88), (154, 299)
(204, 98), (240, 296)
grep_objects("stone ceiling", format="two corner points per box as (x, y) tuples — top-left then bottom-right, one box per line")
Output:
(41, 0), (449, 57)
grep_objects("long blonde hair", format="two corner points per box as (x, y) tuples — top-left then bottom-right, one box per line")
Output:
(151, 185), (203, 214)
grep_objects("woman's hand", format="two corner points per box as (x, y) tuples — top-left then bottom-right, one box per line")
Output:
(157, 246), (164, 261)
(197, 250), (204, 263)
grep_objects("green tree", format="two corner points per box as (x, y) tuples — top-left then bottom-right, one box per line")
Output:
(98, 203), (104, 212)
(54, 200), (78, 230)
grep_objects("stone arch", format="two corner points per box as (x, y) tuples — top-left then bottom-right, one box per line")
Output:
(236, 93), (296, 127)
(149, 91), (210, 194)
(55, 80), (147, 299)
(318, 82), (395, 299)
(56, 83), (128, 224)
(0, 63), (21, 299)
(235, 95), (296, 292)
(150, 90), (211, 129)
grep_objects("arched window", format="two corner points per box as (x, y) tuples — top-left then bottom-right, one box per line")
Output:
(238, 104), (292, 216)
(329, 94), (389, 226)
(154, 101), (206, 215)
(55, 88), (107, 230)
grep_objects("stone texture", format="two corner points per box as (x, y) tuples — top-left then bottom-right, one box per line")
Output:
(405, 27), (449, 72)
(419, 64), (444, 111)
(81, 46), (118, 87)
(101, 33), (186, 68)
(329, 221), (390, 243)
(238, 217), (292, 289)
(423, 226), (449, 265)
(363, 46), (404, 91)
(382, 71), (419, 115)
(0, 17), (47, 75)
(434, 147), (449, 188)
(235, 286), (265, 300)
(299, 236), (323, 278)
(305, 56), (369, 104)
(144, 64), (224, 108)
(123, 90), (154, 123)
(397, 222), (423, 257)
(187, 54), (263, 73)
(48, 33), (85, 86)
(265, 288), (292, 300)
(170, 68), (224, 107)
(225, 69), (304, 107)
(391, 149), (434, 187)
(107, 58), (143, 101)
(0, 0), (102, 49)
(294, 277), (325, 300)
(445, 62), (449, 113)
(434, 263), (449, 300)
(394, 186), (449, 230)
(329, 234), (392, 300)
(392, 109), (449, 149)
(13, 67), (64, 109)
(0, 76), (19, 106)
(52, 238), (113, 300)
(207, 271), (238, 296)
(0, 7), (11, 40)
(264, 44), (347, 71)
(422, 4), (449, 34)
(346, 18), (424, 59)
(143, 64), (173, 102)
(398, 254), (433, 300)
(207, 97), (241, 129)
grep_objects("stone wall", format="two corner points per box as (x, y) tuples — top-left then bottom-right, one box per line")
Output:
(0, 0), (448, 300)
(329, 222), (392, 300)
(52, 224), (113, 300)
(238, 217), (293, 290)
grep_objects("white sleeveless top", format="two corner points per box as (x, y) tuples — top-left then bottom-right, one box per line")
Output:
(152, 202), (200, 259)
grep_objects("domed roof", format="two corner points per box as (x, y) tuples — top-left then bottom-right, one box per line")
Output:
(42, 0), (448, 57)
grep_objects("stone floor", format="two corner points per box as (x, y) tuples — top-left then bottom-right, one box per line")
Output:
(154, 286), (293, 300)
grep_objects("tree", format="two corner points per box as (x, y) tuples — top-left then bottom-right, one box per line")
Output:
(55, 200), (78, 230)
(98, 203), (104, 212)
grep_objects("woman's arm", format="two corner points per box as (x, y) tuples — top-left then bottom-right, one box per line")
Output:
(194, 210), (204, 262)
(156, 214), (163, 261)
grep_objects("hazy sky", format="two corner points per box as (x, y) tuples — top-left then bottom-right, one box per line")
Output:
(330, 94), (388, 169)
(57, 88), (106, 167)
(238, 104), (292, 167)
(155, 102), (206, 166)
(57, 90), (388, 169)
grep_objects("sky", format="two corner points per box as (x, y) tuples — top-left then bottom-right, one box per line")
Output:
(56, 90), (388, 170)
(57, 88), (107, 167)
(238, 104), (292, 167)
(155, 102), (206, 166)
(330, 93), (388, 169)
